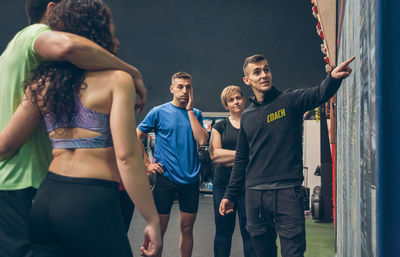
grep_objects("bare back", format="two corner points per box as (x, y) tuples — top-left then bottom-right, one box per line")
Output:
(48, 70), (130, 182)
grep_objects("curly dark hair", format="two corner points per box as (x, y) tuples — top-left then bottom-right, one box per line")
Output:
(25, 0), (119, 128)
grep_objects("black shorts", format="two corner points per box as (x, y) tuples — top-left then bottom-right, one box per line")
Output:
(152, 174), (199, 214)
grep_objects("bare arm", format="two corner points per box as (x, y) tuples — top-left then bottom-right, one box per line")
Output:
(0, 95), (41, 160)
(187, 111), (209, 146)
(110, 71), (161, 256)
(186, 88), (209, 146)
(136, 128), (164, 174)
(35, 31), (147, 113)
(209, 129), (236, 167)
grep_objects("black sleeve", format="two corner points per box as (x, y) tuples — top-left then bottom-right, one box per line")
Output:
(289, 73), (343, 113)
(212, 119), (226, 135)
(223, 122), (248, 201)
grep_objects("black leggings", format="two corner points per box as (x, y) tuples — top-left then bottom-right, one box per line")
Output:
(29, 172), (133, 257)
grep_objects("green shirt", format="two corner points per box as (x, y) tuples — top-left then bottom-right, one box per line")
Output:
(0, 24), (52, 190)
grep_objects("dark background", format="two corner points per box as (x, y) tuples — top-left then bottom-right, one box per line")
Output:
(0, 1), (326, 119)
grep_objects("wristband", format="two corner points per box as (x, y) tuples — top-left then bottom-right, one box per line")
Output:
(186, 108), (193, 111)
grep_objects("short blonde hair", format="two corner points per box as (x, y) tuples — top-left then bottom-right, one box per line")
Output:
(220, 85), (243, 109)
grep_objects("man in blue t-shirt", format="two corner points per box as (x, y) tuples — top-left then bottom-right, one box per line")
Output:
(137, 71), (209, 257)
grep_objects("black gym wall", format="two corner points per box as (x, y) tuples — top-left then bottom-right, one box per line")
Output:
(0, 1), (326, 119)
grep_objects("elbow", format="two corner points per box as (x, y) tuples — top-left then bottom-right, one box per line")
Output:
(198, 139), (207, 146)
(35, 31), (86, 61)
(209, 151), (217, 162)
(115, 150), (136, 167)
(52, 34), (83, 61)
(209, 152), (224, 165)
(198, 133), (209, 146)
(0, 144), (7, 155)
(0, 142), (15, 159)
(57, 40), (78, 61)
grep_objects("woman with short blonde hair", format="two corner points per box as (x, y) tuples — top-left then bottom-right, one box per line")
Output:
(209, 85), (256, 257)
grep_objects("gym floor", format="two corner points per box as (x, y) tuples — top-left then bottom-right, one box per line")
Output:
(128, 194), (335, 257)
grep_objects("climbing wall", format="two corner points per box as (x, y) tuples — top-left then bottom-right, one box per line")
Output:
(335, 0), (378, 256)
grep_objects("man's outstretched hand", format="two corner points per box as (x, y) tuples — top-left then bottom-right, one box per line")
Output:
(331, 56), (355, 80)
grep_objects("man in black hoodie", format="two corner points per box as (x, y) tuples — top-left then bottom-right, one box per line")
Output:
(219, 54), (354, 257)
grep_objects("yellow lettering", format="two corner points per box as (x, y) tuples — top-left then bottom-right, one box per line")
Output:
(267, 108), (286, 124)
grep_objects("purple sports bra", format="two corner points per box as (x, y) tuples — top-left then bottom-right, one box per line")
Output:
(44, 96), (113, 149)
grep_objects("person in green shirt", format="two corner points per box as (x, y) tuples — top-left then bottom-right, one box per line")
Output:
(0, 1), (147, 256)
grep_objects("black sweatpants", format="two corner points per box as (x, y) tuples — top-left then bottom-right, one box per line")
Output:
(29, 172), (133, 257)
(246, 186), (306, 257)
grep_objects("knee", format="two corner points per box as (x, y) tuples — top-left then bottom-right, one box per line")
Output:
(277, 223), (306, 257)
(180, 222), (194, 236)
(159, 215), (170, 237)
(216, 218), (235, 236)
(277, 222), (305, 242)
(250, 232), (277, 256)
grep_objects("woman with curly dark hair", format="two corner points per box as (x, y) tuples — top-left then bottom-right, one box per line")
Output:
(0, 0), (161, 256)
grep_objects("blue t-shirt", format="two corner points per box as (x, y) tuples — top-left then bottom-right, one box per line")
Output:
(138, 102), (204, 184)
